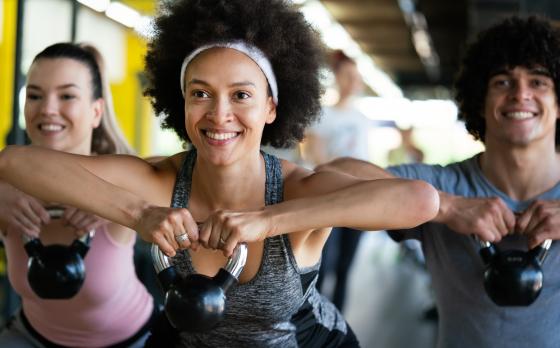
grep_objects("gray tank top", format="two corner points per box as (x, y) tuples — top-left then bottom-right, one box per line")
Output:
(170, 149), (346, 347)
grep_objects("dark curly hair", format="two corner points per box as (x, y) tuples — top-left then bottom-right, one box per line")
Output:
(144, 0), (325, 148)
(454, 16), (560, 144)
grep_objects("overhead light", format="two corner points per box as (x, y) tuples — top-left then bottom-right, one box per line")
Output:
(105, 2), (140, 28)
(134, 15), (154, 38)
(398, 2), (440, 80)
(356, 97), (457, 128)
(76, 0), (110, 12)
(398, 0), (415, 15)
(412, 29), (433, 59)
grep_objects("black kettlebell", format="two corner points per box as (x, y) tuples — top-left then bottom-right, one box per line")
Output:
(23, 207), (94, 299)
(152, 242), (247, 332)
(478, 238), (552, 306)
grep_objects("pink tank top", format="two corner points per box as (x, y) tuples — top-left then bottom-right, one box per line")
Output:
(4, 225), (153, 347)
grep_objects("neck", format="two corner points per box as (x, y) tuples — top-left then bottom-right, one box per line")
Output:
(191, 150), (266, 211)
(480, 139), (560, 201)
(335, 94), (353, 109)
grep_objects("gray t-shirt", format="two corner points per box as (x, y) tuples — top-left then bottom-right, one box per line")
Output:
(388, 154), (560, 348)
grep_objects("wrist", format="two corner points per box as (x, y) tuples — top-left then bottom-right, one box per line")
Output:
(263, 206), (277, 238)
(126, 200), (152, 230)
(263, 205), (284, 238)
(434, 191), (453, 224)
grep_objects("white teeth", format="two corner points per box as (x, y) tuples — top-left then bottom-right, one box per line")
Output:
(40, 124), (64, 131)
(505, 111), (534, 120)
(205, 131), (238, 140)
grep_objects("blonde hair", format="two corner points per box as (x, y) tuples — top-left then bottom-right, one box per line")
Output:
(80, 44), (135, 155)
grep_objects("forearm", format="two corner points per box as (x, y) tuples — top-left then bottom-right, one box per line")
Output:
(0, 145), (147, 228)
(267, 178), (439, 235)
(315, 157), (393, 180)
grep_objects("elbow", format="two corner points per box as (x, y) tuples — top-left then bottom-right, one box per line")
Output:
(0, 145), (24, 178)
(408, 180), (439, 225)
(0, 145), (13, 177)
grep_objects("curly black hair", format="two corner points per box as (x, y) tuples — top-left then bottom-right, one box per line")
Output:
(144, 0), (325, 148)
(454, 16), (560, 144)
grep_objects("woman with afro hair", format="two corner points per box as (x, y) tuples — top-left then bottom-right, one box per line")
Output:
(0, 0), (439, 346)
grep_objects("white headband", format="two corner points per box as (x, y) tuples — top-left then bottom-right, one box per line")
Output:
(180, 40), (278, 105)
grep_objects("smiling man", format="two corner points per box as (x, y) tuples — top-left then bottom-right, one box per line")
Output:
(316, 16), (560, 348)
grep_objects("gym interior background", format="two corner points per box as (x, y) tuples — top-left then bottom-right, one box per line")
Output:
(1, 0), (558, 347)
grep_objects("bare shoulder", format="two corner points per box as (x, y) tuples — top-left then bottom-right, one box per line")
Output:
(280, 160), (331, 264)
(146, 152), (185, 174)
(281, 159), (362, 200)
(280, 160), (313, 200)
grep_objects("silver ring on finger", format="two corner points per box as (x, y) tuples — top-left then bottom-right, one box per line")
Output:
(175, 232), (189, 243)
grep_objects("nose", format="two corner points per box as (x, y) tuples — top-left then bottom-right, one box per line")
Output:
(205, 96), (232, 124)
(510, 80), (533, 101)
(39, 95), (59, 116)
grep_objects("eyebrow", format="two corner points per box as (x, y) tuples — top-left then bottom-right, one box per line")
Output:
(490, 67), (552, 78)
(26, 83), (80, 91)
(187, 78), (256, 88)
(529, 67), (552, 77)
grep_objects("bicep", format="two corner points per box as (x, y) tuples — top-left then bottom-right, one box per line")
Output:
(284, 168), (367, 200)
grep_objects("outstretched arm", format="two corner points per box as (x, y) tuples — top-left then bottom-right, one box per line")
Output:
(0, 146), (149, 227)
(314, 156), (393, 179)
(315, 156), (515, 243)
(198, 166), (439, 256)
(0, 145), (199, 256)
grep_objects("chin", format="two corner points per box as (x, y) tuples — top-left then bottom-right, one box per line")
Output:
(203, 152), (236, 166)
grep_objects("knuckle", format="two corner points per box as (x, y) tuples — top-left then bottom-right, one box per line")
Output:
(488, 203), (501, 214)
(159, 220), (170, 231)
(536, 207), (549, 220)
(182, 208), (192, 218)
(224, 215), (234, 227)
(165, 215), (175, 225)
(15, 197), (27, 208)
(543, 215), (553, 228)
(473, 218), (485, 231)
(230, 226), (241, 238)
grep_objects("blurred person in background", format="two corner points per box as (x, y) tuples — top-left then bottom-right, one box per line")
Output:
(388, 127), (425, 166)
(304, 50), (371, 312)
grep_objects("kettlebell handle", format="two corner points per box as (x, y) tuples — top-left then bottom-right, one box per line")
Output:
(21, 207), (95, 245)
(477, 237), (552, 263)
(152, 242), (248, 279)
(531, 239), (552, 263)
